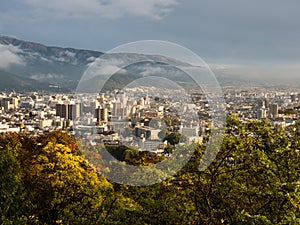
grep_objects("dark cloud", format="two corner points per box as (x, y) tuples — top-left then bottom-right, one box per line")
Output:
(0, 0), (299, 64)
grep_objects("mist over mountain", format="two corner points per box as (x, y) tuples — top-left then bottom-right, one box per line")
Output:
(0, 36), (103, 90)
(0, 70), (69, 92)
(1, 36), (294, 92)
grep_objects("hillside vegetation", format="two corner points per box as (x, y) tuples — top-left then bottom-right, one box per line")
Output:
(0, 115), (300, 224)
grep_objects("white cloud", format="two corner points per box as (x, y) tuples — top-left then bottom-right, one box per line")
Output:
(87, 56), (96, 62)
(23, 0), (178, 20)
(140, 66), (167, 77)
(0, 44), (25, 69)
(25, 51), (53, 63)
(44, 51), (78, 64)
(139, 64), (184, 77)
(64, 50), (76, 58)
(84, 57), (127, 81)
(30, 73), (65, 80)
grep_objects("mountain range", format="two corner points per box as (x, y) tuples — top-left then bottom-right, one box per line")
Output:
(0, 70), (71, 92)
(0, 36), (103, 92)
(1, 35), (293, 93)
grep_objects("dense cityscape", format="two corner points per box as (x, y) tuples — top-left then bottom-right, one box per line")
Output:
(1, 87), (299, 150)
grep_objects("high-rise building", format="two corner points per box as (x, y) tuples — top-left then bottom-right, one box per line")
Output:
(269, 103), (279, 118)
(95, 107), (109, 123)
(257, 108), (267, 119)
(112, 101), (123, 117)
(56, 102), (81, 120)
(56, 103), (68, 118)
(0, 97), (18, 111)
(68, 103), (81, 120)
(257, 98), (269, 119)
(116, 91), (127, 107)
(11, 97), (19, 109)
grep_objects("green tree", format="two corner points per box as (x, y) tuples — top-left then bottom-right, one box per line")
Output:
(21, 142), (121, 224)
(165, 115), (300, 224)
(0, 135), (38, 224)
(164, 132), (181, 146)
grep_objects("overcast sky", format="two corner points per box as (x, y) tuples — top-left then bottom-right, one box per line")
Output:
(1, 0), (300, 79)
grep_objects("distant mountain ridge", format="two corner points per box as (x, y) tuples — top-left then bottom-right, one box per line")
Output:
(0, 35), (270, 92)
(0, 70), (69, 92)
(0, 36), (103, 64)
(0, 36), (104, 91)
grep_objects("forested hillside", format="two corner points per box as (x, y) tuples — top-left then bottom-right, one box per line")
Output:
(1, 115), (300, 224)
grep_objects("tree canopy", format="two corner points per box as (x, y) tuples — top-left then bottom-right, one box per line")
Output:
(0, 115), (299, 224)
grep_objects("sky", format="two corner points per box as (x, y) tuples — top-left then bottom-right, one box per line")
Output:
(0, 0), (300, 80)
